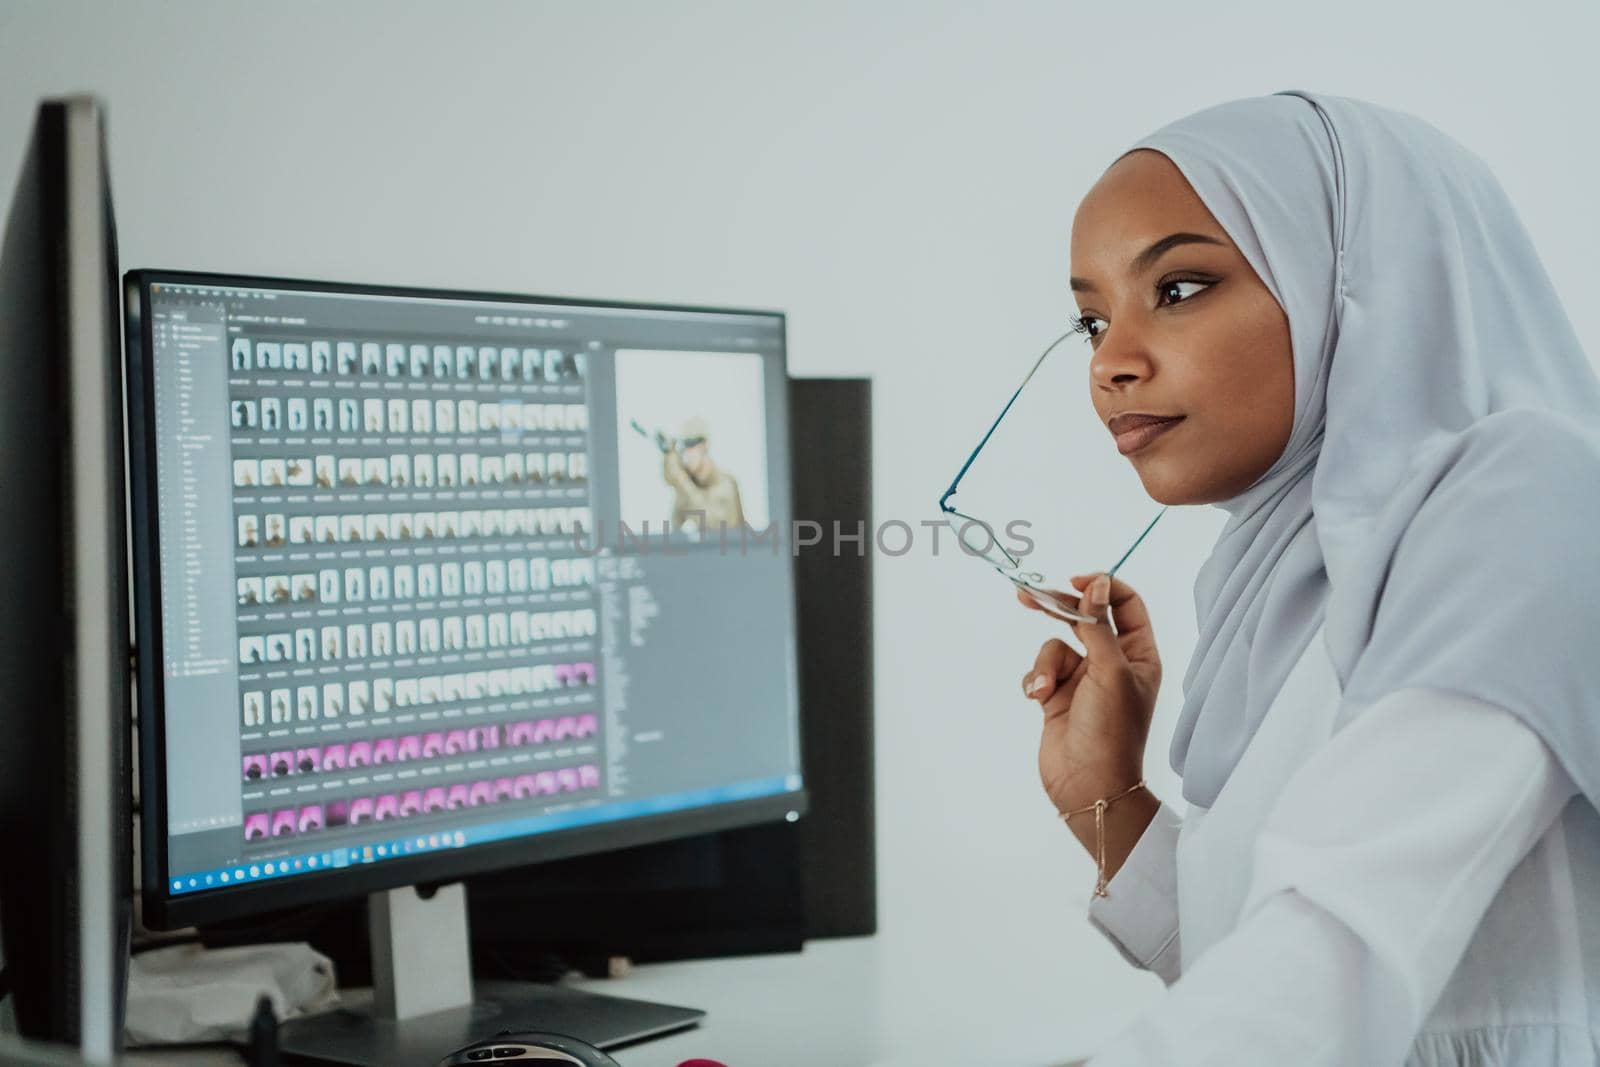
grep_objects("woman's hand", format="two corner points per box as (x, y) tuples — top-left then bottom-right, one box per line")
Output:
(1017, 571), (1162, 814)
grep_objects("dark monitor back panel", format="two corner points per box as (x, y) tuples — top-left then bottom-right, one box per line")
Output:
(0, 90), (75, 1046)
(198, 376), (874, 975)
(788, 376), (875, 940)
(0, 96), (132, 1048)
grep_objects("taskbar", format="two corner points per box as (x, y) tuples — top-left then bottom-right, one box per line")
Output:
(167, 773), (801, 895)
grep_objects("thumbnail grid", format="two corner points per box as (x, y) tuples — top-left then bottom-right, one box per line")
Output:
(226, 335), (604, 852)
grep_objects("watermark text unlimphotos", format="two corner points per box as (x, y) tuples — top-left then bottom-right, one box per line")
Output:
(571, 512), (1036, 560)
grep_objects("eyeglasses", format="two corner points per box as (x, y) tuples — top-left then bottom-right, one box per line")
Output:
(938, 327), (1169, 624)
(628, 420), (706, 453)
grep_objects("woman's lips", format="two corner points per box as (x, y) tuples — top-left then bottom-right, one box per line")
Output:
(1115, 416), (1184, 455)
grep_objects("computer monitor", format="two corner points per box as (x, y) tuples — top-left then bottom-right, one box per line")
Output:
(123, 270), (806, 1063)
(0, 96), (132, 1062)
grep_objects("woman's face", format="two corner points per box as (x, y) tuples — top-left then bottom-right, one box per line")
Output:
(1069, 148), (1295, 506)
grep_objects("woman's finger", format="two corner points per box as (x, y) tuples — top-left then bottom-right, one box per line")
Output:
(1023, 637), (1081, 701)
(1016, 582), (1095, 621)
(1088, 572), (1159, 670)
(1062, 572), (1127, 663)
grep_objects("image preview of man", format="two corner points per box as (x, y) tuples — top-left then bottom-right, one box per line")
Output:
(658, 415), (746, 536)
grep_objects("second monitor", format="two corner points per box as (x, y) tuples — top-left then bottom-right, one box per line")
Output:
(125, 270), (806, 1061)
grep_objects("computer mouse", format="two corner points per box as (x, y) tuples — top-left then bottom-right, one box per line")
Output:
(435, 1030), (621, 1066)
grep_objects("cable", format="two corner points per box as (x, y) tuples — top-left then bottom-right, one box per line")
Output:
(246, 994), (280, 1067)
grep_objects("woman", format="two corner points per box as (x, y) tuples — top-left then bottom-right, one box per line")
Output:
(1018, 90), (1600, 1065)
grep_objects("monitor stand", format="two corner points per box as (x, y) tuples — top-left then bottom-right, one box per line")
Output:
(275, 882), (705, 1066)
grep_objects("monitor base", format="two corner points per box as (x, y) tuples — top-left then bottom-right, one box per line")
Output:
(274, 980), (705, 1066)
(275, 884), (703, 1064)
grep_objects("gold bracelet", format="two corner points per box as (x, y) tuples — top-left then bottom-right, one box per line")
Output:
(1060, 779), (1146, 898)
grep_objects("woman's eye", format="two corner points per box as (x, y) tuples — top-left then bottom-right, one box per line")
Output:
(1158, 278), (1210, 305)
(1071, 278), (1211, 343)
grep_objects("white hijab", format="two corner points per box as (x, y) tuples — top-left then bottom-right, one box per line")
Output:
(1113, 89), (1600, 809)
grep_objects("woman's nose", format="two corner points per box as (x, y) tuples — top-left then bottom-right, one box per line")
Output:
(1089, 327), (1155, 387)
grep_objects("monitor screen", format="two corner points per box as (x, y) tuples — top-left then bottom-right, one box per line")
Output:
(126, 271), (805, 926)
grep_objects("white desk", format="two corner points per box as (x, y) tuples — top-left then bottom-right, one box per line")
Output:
(122, 935), (1095, 1066)
(565, 938), (1087, 1066)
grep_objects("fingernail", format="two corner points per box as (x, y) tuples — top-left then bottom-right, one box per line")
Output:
(1093, 575), (1111, 603)
(1027, 674), (1049, 695)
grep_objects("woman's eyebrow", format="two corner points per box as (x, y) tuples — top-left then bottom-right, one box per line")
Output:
(1070, 231), (1227, 294)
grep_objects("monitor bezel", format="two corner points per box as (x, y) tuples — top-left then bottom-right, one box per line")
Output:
(125, 267), (808, 930)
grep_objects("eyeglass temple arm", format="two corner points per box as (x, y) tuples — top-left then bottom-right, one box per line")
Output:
(940, 328), (1078, 513)
(1106, 504), (1169, 578)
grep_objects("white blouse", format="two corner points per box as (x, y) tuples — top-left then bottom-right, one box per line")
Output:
(1083, 619), (1600, 1066)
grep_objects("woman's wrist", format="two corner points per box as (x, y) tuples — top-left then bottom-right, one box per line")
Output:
(1060, 783), (1160, 890)
(1048, 760), (1148, 818)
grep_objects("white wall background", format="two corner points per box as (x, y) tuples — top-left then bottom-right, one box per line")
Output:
(4, 1), (1597, 1061)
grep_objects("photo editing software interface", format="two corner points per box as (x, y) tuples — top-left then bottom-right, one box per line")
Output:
(142, 279), (802, 897)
